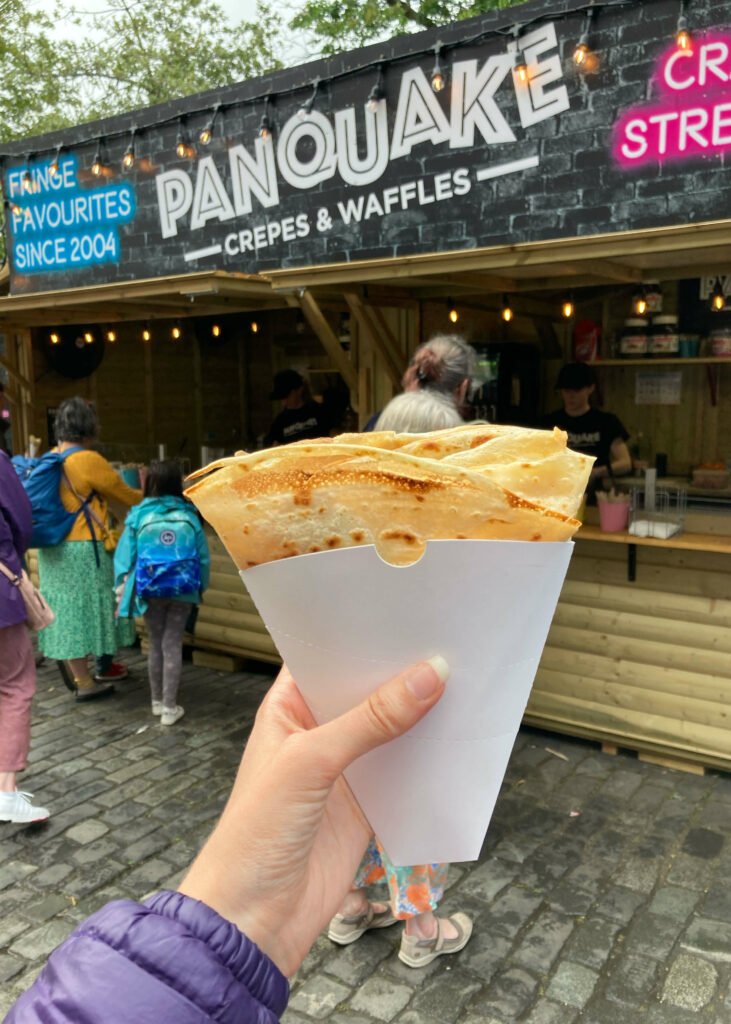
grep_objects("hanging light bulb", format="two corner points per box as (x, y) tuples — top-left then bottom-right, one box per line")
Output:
(298, 81), (319, 120)
(122, 129), (136, 169)
(258, 97), (273, 139)
(574, 7), (595, 65)
(211, 324), (221, 337)
(22, 168), (33, 193)
(513, 47), (529, 83)
(49, 144), (63, 177)
(106, 330), (117, 343)
(142, 327), (151, 342)
(562, 295), (575, 319)
(8, 199), (22, 217)
(676, 0), (691, 50)
(711, 279), (725, 311)
(176, 121), (191, 158)
(447, 298), (458, 323)
(171, 324), (182, 339)
(84, 331), (94, 345)
(251, 321), (259, 334)
(431, 44), (445, 92)
(502, 294), (513, 322)
(633, 286), (648, 316)
(367, 66), (386, 111)
(199, 103), (220, 145)
(50, 332), (61, 345)
(91, 139), (104, 176)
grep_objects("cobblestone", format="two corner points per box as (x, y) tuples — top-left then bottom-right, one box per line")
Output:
(1, 649), (728, 1020)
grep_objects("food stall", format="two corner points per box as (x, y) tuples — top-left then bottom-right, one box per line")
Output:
(1, 0), (729, 767)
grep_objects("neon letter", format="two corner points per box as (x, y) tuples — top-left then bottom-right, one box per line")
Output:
(664, 50), (695, 91)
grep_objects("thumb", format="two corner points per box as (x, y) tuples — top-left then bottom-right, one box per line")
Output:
(314, 656), (449, 779)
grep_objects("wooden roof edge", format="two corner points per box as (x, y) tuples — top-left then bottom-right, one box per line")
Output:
(265, 219), (731, 288)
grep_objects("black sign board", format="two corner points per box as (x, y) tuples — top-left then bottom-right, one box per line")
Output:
(3, 0), (731, 295)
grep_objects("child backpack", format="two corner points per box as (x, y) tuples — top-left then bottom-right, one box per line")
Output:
(11, 446), (95, 549)
(135, 506), (201, 599)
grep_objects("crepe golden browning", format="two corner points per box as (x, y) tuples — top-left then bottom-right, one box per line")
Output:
(185, 425), (593, 569)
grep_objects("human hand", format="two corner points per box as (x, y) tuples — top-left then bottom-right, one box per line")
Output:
(178, 658), (448, 977)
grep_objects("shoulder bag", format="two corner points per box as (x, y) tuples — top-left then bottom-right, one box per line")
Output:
(0, 560), (55, 631)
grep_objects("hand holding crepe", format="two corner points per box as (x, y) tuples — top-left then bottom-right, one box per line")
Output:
(185, 424), (593, 568)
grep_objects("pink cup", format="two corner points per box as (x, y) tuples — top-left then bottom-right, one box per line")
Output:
(599, 499), (630, 532)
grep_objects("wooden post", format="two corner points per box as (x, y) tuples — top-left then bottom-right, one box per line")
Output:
(344, 291), (405, 388)
(288, 290), (358, 405)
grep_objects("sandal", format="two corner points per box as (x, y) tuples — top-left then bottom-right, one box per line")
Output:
(398, 912), (473, 967)
(328, 901), (396, 945)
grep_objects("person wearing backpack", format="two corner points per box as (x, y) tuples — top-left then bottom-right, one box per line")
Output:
(114, 461), (210, 726)
(32, 398), (142, 700)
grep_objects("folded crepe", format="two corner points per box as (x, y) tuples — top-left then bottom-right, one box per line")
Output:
(185, 423), (592, 569)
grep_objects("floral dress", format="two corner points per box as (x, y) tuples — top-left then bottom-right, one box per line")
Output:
(354, 838), (449, 918)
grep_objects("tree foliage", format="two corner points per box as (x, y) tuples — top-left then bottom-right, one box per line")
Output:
(291, 0), (527, 57)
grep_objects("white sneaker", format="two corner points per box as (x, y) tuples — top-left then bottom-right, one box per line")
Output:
(151, 701), (163, 716)
(160, 705), (185, 726)
(0, 790), (50, 824)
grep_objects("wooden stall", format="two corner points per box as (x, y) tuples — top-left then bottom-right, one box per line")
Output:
(2, 0), (730, 766)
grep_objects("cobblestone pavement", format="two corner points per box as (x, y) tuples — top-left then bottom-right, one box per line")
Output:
(2, 648), (730, 1022)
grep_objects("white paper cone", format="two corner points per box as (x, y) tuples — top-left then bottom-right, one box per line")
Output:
(242, 539), (572, 866)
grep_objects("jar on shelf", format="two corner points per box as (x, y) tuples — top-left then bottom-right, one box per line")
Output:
(620, 318), (649, 357)
(710, 328), (731, 356)
(650, 315), (679, 357)
(645, 282), (663, 314)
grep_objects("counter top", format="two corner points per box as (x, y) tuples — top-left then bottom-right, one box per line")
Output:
(577, 523), (731, 554)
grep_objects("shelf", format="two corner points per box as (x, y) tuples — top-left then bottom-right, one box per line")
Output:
(577, 523), (731, 555)
(588, 358), (731, 367)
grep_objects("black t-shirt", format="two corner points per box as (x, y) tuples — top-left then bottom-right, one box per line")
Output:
(543, 407), (629, 469)
(266, 401), (330, 446)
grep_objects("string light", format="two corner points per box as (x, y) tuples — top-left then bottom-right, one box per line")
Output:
(49, 144), (63, 177)
(298, 80), (319, 119)
(562, 294), (575, 318)
(91, 139), (104, 176)
(106, 330), (117, 342)
(430, 44), (445, 92)
(199, 103), (221, 145)
(448, 298), (458, 323)
(211, 324), (221, 337)
(574, 7), (595, 65)
(22, 167), (33, 193)
(676, 0), (691, 50)
(711, 279), (725, 311)
(633, 286), (647, 316)
(251, 320), (259, 333)
(142, 326), (151, 342)
(176, 121), (192, 158)
(512, 27), (528, 82)
(122, 129), (136, 169)
(83, 331), (94, 344)
(367, 66), (386, 111)
(171, 324), (182, 339)
(502, 294), (513, 322)
(258, 97), (273, 139)
(6, 199), (22, 217)
(50, 332), (60, 345)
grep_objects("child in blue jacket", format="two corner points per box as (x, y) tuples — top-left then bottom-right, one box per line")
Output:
(115, 461), (209, 725)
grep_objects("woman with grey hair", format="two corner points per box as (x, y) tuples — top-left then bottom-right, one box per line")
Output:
(37, 397), (141, 700)
(375, 390), (464, 433)
(366, 334), (477, 431)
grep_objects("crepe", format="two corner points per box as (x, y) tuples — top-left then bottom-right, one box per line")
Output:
(185, 424), (593, 568)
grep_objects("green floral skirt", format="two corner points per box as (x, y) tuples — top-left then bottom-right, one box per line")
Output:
(37, 541), (136, 659)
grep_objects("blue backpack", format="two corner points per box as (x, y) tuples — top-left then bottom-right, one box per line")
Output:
(135, 507), (201, 599)
(12, 446), (97, 549)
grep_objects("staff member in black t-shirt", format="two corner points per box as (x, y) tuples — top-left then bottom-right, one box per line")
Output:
(544, 363), (632, 490)
(266, 369), (331, 446)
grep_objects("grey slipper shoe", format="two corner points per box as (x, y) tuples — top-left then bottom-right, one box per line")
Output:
(328, 901), (397, 945)
(398, 912), (473, 967)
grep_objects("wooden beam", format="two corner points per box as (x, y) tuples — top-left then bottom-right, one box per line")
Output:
(289, 290), (358, 394)
(570, 260), (643, 283)
(0, 352), (32, 391)
(344, 292), (405, 388)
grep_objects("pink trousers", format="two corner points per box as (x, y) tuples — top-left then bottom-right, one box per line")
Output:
(0, 621), (36, 772)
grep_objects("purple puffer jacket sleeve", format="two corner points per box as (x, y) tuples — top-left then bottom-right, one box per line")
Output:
(5, 891), (289, 1024)
(0, 449), (33, 629)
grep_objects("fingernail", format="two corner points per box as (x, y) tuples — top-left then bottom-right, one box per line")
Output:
(406, 656), (450, 699)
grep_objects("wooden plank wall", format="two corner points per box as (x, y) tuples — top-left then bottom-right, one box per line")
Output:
(525, 538), (731, 770)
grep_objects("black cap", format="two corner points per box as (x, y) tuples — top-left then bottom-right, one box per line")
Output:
(270, 369), (304, 400)
(556, 362), (596, 390)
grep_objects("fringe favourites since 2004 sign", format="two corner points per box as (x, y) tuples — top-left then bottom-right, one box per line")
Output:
(4, 0), (731, 294)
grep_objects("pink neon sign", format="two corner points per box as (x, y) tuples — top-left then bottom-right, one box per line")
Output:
(613, 34), (731, 166)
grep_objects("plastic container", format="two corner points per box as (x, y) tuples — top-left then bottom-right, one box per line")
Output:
(620, 318), (649, 358)
(598, 499), (630, 532)
(650, 315), (679, 357)
(710, 328), (731, 356)
(679, 335), (699, 358)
